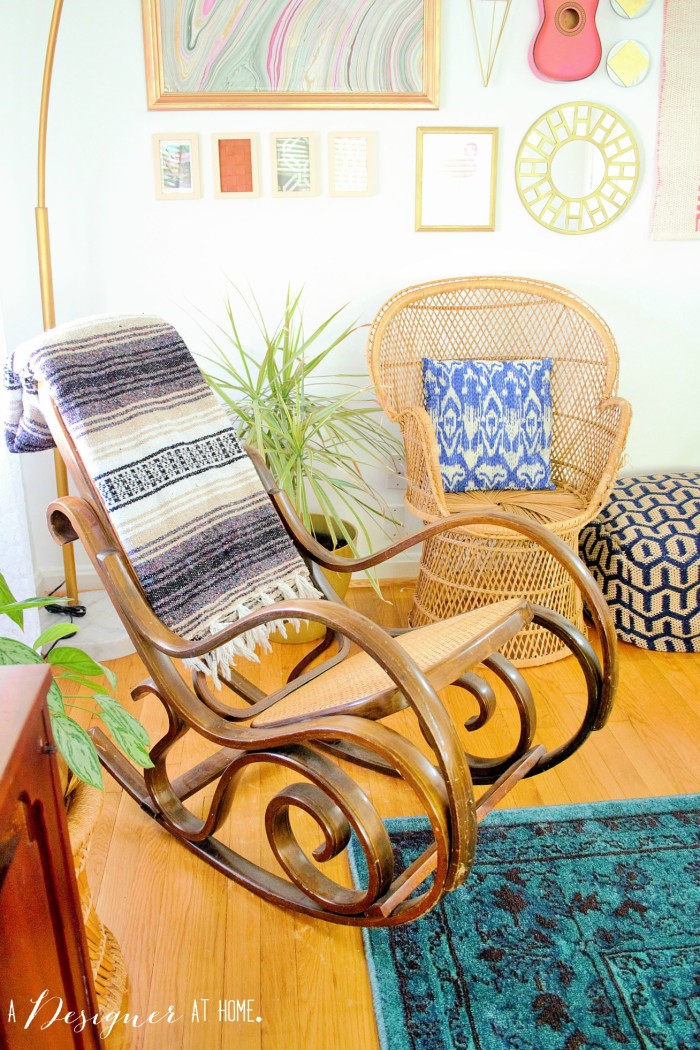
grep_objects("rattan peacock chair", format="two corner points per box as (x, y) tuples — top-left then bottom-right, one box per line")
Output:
(367, 276), (632, 665)
(17, 314), (618, 928)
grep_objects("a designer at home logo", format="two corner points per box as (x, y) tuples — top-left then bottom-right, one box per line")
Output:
(3, 991), (262, 1039)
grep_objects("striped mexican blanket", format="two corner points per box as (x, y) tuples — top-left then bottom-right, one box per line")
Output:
(4, 315), (321, 681)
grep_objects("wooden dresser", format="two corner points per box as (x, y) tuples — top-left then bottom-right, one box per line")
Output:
(0, 665), (101, 1049)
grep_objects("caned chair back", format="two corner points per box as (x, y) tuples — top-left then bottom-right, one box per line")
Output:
(367, 276), (621, 500)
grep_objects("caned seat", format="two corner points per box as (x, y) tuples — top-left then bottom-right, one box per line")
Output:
(367, 276), (632, 665)
(253, 599), (529, 726)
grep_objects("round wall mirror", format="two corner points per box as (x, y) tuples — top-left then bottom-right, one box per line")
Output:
(515, 102), (640, 234)
(550, 139), (606, 198)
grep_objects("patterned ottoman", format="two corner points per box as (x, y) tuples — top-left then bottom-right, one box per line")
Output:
(580, 474), (700, 652)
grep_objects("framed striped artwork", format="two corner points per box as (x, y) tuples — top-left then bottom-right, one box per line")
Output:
(271, 134), (319, 197)
(142, 0), (440, 109)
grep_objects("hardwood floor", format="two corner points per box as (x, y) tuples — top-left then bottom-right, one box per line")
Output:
(83, 582), (700, 1049)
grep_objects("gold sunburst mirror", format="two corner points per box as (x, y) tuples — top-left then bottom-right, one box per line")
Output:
(515, 102), (640, 235)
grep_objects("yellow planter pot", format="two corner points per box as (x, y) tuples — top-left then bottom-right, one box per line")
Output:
(272, 514), (356, 644)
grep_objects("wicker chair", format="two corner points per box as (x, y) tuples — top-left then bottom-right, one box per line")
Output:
(368, 276), (632, 665)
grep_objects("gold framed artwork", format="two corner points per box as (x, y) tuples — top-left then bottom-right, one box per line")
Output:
(271, 133), (319, 197)
(152, 133), (200, 199)
(416, 127), (498, 231)
(142, 0), (441, 110)
(212, 134), (260, 198)
(328, 133), (375, 196)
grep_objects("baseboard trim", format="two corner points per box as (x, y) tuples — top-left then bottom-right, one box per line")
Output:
(36, 568), (104, 596)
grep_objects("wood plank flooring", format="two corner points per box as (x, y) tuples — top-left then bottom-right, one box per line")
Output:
(81, 582), (700, 1049)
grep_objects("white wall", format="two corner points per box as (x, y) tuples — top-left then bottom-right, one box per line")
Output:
(1, 0), (698, 584)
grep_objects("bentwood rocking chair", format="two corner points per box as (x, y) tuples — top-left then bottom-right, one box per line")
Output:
(8, 315), (617, 928)
(368, 277), (632, 666)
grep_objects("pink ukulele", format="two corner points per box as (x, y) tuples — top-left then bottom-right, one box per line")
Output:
(531, 1), (602, 81)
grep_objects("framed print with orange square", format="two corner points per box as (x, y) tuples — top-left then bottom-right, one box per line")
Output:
(142, 0), (440, 109)
(212, 134), (260, 198)
(152, 133), (201, 200)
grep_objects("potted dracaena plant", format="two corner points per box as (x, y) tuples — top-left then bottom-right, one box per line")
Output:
(197, 287), (403, 639)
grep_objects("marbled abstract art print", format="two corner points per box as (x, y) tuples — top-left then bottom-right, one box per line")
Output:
(143, 0), (440, 108)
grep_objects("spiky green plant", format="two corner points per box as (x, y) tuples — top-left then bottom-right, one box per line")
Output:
(197, 288), (403, 557)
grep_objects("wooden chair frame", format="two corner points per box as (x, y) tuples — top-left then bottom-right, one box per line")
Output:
(39, 384), (617, 927)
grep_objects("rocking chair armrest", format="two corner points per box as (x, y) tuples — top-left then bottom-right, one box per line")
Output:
(94, 548), (475, 866)
(267, 494), (617, 726)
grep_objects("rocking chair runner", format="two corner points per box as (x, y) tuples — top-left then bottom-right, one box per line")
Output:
(11, 316), (617, 928)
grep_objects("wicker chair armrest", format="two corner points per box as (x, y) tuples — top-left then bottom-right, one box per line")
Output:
(396, 406), (448, 518)
(581, 397), (633, 514)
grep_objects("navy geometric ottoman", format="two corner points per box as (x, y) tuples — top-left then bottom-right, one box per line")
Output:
(579, 474), (700, 652)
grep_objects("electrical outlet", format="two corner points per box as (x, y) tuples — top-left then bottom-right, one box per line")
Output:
(386, 466), (406, 491)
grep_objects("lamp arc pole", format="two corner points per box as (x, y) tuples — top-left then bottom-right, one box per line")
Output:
(36, 0), (80, 607)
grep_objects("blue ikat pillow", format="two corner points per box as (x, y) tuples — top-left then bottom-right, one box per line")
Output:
(422, 358), (555, 493)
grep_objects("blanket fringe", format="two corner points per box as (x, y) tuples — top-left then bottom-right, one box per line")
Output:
(183, 573), (323, 688)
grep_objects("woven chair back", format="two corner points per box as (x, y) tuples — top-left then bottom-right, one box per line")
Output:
(367, 277), (620, 497)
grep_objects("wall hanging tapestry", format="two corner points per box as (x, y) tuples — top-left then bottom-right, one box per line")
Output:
(653, 0), (700, 240)
(351, 794), (700, 1049)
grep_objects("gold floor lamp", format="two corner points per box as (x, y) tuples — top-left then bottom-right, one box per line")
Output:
(37, 0), (81, 611)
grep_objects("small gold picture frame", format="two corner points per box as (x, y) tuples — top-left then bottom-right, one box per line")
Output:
(212, 133), (260, 198)
(271, 133), (319, 197)
(416, 127), (498, 231)
(328, 133), (375, 196)
(152, 133), (201, 200)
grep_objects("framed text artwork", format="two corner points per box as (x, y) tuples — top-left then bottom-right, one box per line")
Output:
(416, 127), (498, 231)
(329, 133), (375, 196)
(152, 133), (200, 199)
(142, 0), (441, 109)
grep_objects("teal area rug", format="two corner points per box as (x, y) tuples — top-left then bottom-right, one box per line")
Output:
(351, 795), (700, 1050)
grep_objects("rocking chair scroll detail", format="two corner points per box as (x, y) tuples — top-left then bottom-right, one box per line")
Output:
(20, 317), (617, 928)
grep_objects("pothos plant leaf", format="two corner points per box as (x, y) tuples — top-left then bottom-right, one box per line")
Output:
(50, 714), (103, 790)
(94, 693), (153, 767)
(0, 572), (151, 789)
(33, 623), (79, 650)
(45, 645), (117, 689)
(0, 570), (68, 628)
(0, 637), (64, 713)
